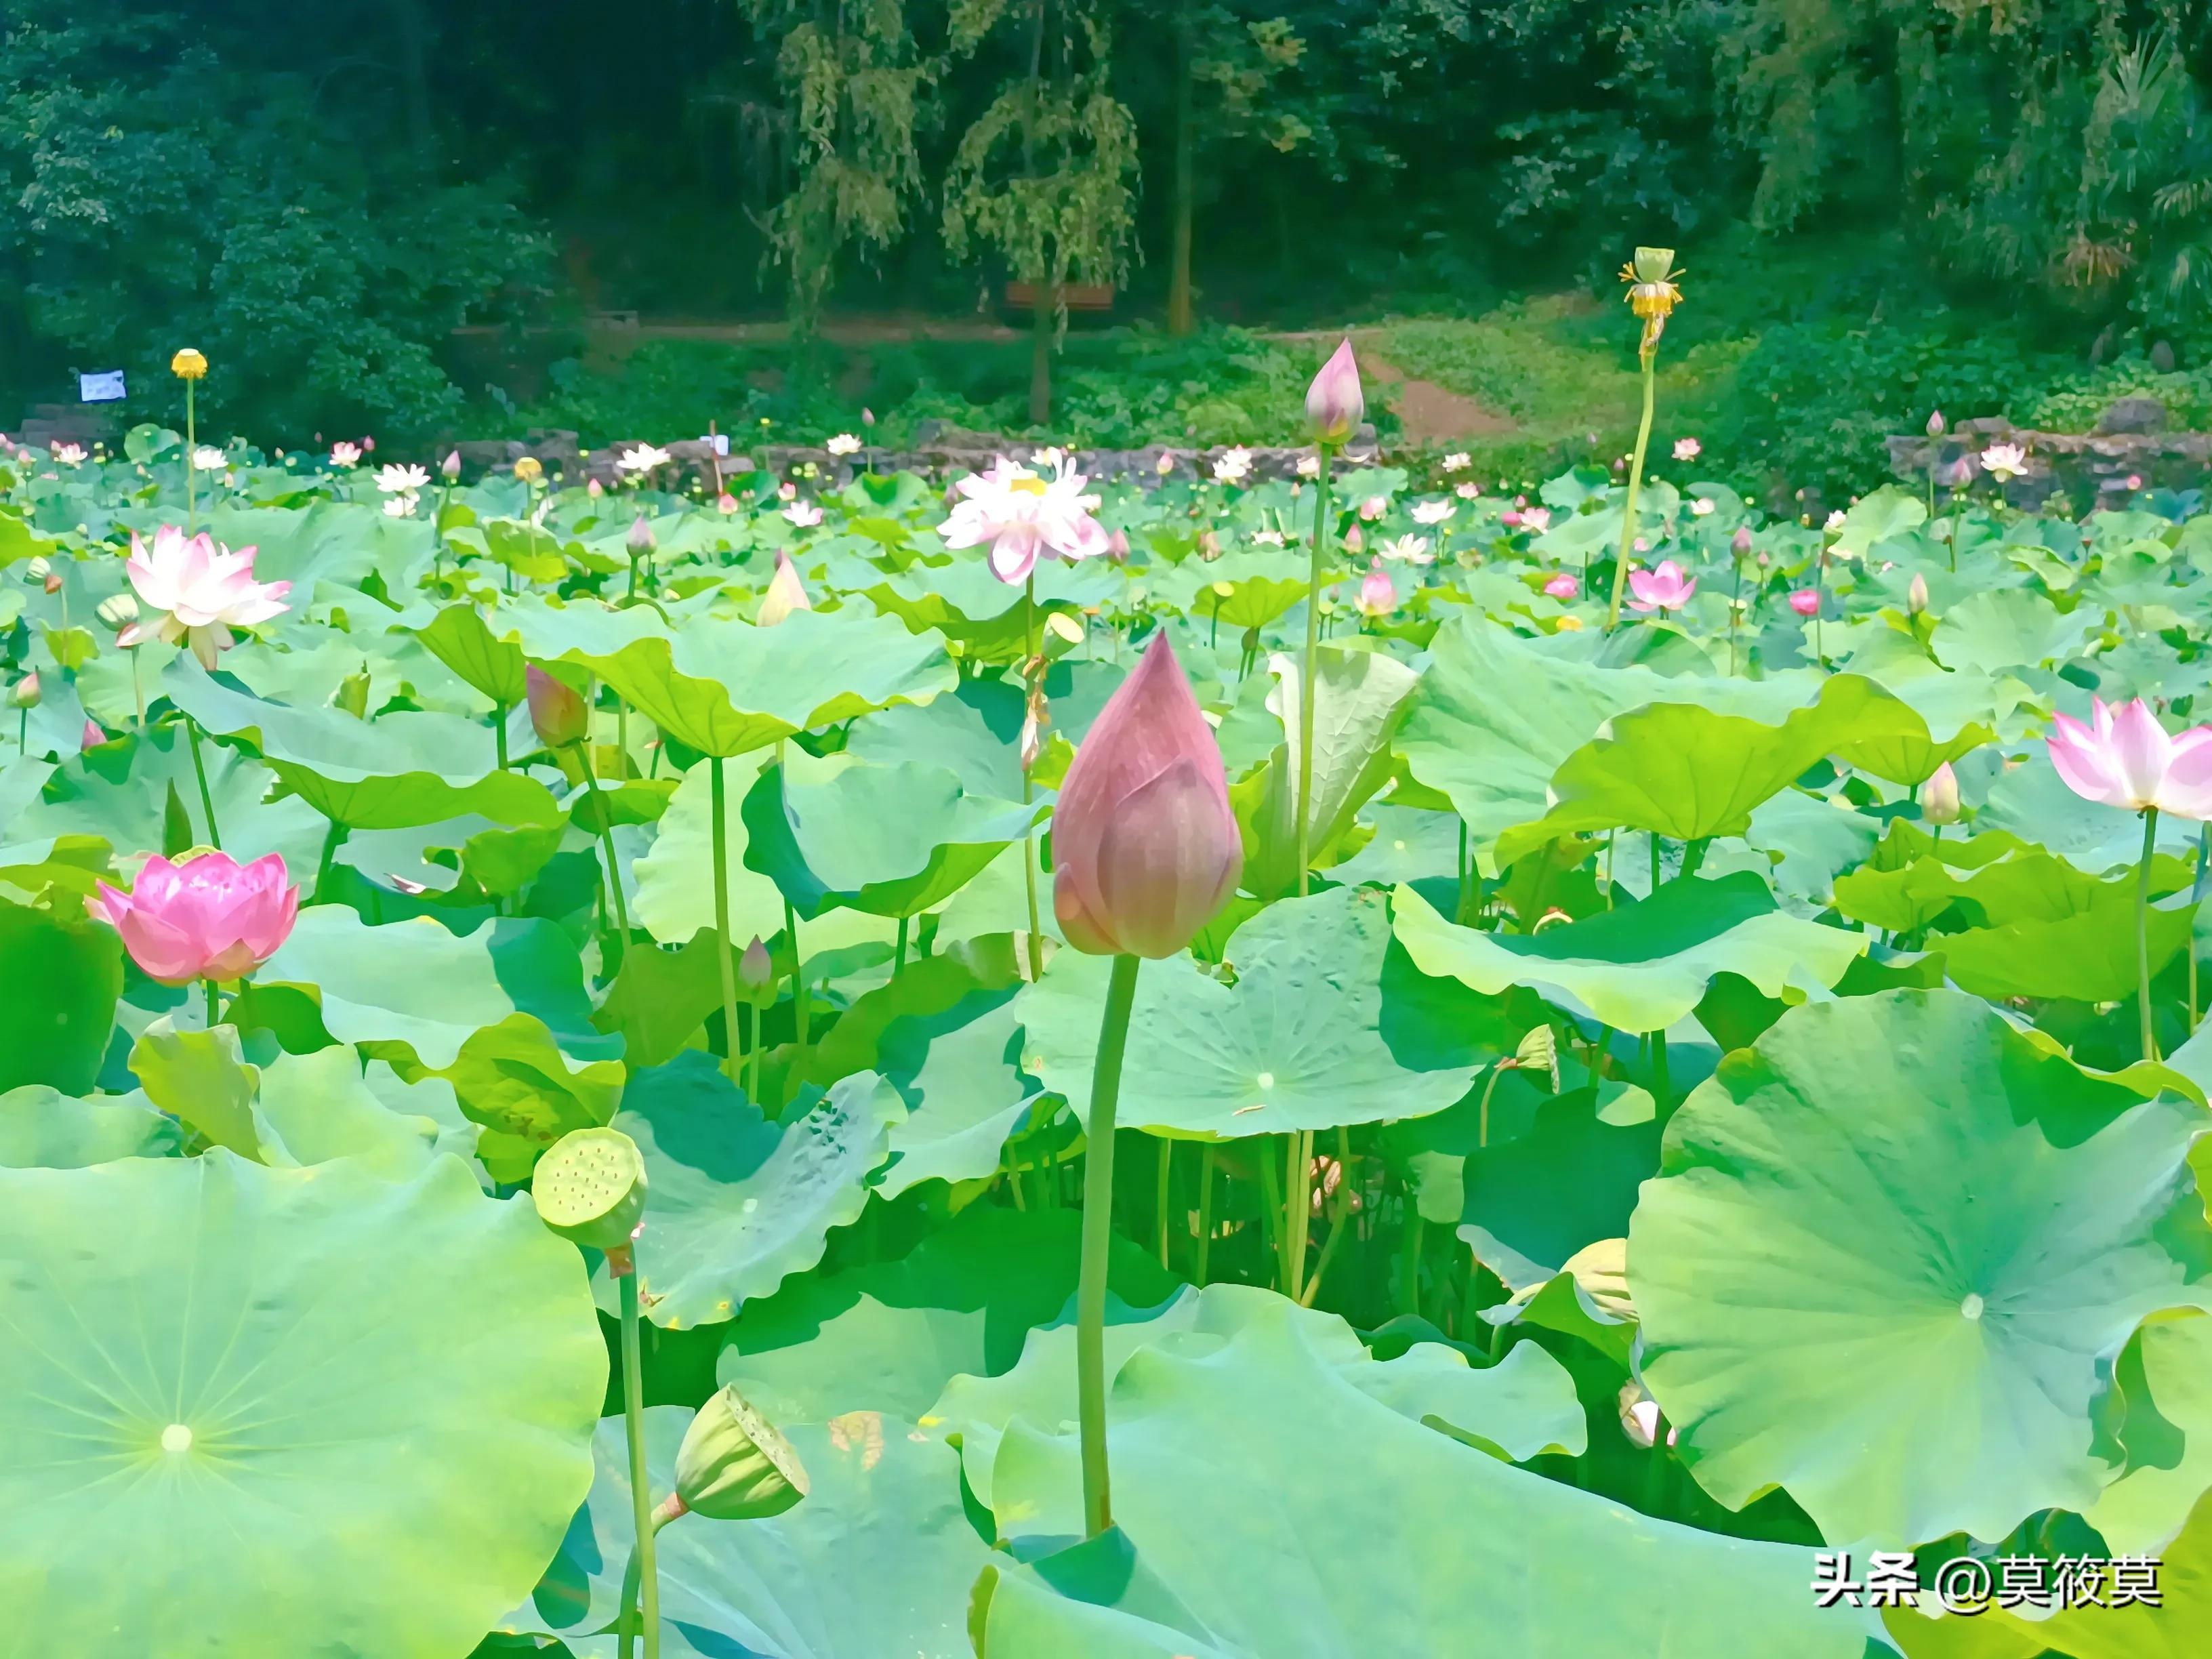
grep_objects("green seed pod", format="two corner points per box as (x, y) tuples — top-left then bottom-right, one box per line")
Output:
(532, 1127), (648, 1252)
(1515, 1024), (1559, 1093)
(96, 592), (140, 632)
(673, 1383), (809, 1521)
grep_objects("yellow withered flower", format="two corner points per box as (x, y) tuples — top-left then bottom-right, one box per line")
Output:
(1618, 247), (1684, 344)
(513, 455), (544, 484)
(170, 348), (209, 380)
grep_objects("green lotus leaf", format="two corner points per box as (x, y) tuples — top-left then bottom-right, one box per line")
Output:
(845, 681), (1026, 801)
(871, 972), (1039, 1200)
(964, 1284), (1893, 1658)
(253, 1044), (440, 1177)
(504, 1405), (993, 1659)
(128, 1016), (263, 1156)
(1399, 615), (1807, 872)
(1631, 988), (2212, 1549)
(1458, 1086), (1663, 1293)
(2084, 1312), (2212, 1556)
(0, 899), (121, 1095)
(743, 750), (1043, 921)
(1022, 887), (1492, 1139)
(0, 1152), (605, 1657)
(498, 597), (954, 756)
(1393, 873), (1865, 1034)
(933, 1284), (1584, 1514)
(1830, 668), (2010, 784)
(164, 656), (560, 830)
(1931, 587), (2097, 675)
(592, 930), (727, 1069)
(608, 1052), (902, 1329)
(1495, 674), (1935, 865)
(411, 600), (530, 708)
(0, 1084), (178, 1166)
(406, 1015), (627, 1185)
(720, 1202), (1179, 1427)
(1151, 547), (1311, 632)
(254, 904), (615, 1069)
(1830, 485), (1927, 560)
(867, 552), (1117, 659)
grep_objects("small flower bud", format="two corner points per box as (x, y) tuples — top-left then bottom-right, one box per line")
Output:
(527, 664), (590, 750)
(1921, 762), (1962, 826)
(628, 515), (655, 554)
(7, 672), (40, 710)
(1927, 410), (1946, 438)
(25, 556), (50, 582)
(1305, 338), (1365, 446)
(1731, 525), (1753, 558)
(738, 935), (773, 993)
(98, 592), (140, 633)
(1908, 572), (1929, 615)
(441, 450), (462, 480)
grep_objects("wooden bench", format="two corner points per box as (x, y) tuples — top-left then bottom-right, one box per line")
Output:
(1004, 282), (1115, 314)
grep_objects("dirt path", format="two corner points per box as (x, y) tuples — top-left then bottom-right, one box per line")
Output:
(1271, 327), (1517, 444)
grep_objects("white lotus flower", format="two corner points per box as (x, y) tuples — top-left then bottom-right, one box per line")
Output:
(783, 500), (823, 528)
(1250, 529), (1287, 548)
(1441, 451), (1471, 472)
(1980, 443), (2028, 482)
(383, 492), (418, 518)
(616, 444), (672, 475)
(1296, 454), (1321, 478)
(826, 433), (862, 456)
(1691, 497), (1715, 516)
(329, 441), (363, 468)
(1212, 447), (1253, 485)
(50, 443), (86, 466)
(1410, 499), (1456, 527)
(192, 446), (230, 472)
(119, 525), (291, 669)
(1378, 534), (1435, 565)
(375, 463), (430, 495)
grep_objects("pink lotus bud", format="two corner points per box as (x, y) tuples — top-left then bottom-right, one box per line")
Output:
(1731, 525), (1753, 557)
(1108, 527), (1130, 561)
(1922, 762), (1961, 825)
(758, 550), (812, 627)
(1908, 572), (1929, 615)
(7, 671), (39, 710)
(1343, 525), (1364, 555)
(1501, 510), (1522, 528)
(778, 481), (798, 502)
(588, 477), (604, 497)
(527, 664), (590, 750)
(1544, 571), (1578, 600)
(861, 407), (876, 428)
(1051, 634), (1242, 958)
(1305, 338), (1365, 445)
(42, 570), (61, 595)
(82, 717), (105, 748)
(628, 515), (655, 554)
(1357, 495), (1387, 522)
(716, 491), (739, 514)
(1788, 588), (1820, 617)
(362, 435), (376, 453)
(2127, 474), (2144, 491)
(441, 450), (462, 480)
(89, 851), (300, 985)
(1355, 559), (1397, 618)
(738, 935), (773, 991)
(1927, 410), (1946, 438)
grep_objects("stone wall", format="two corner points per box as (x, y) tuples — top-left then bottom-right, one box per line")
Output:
(1887, 399), (2212, 508)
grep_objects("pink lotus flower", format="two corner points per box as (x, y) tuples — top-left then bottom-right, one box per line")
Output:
(527, 665), (589, 750)
(1673, 437), (1701, 462)
(587, 478), (605, 497)
(2047, 697), (2212, 817)
(716, 491), (739, 514)
(1980, 443), (2028, 483)
(783, 500), (823, 529)
(1052, 634), (1242, 958)
(91, 851), (300, 985)
(1355, 560), (1397, 618)
(758, 550), (812, 626)
(1520, 507), (1552, 533)
(81, 717), (106, 749)
(1305, 338), (1364, 445)
(1544, 571), (1578, 600)
(1626, 560), (1696, 613)
(939, 455), (1111, 584)
(1357, 496), (1388, 522)
(1788, 588), (1820, 617)
(329, 441), (362, 468)
(120, 526), (291, 669)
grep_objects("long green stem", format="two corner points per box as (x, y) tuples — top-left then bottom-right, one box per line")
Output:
(575, 742), (632, 970)
(1022, 574), (1044, 980)
(1285, 1130), (1314, 1302)
(1398, 1204), (1425, 1318)
(710, 758), (741, 1082)
(1154, 1136), (1172, 1269)
(495, 704), (511, 771)
(205, 978), (220, 1027)
(185, 718), (223, 850)
(2139, 806), (2161, 1063)
(1194, 1144), (1215, 1284)
(1077, 953), (1142, 1538)
(313, 819), (345, 902)
(184, 381), (197, 535)
(785, 899), (810, 1101)
(1296, 448), (1335, 896)
(1605, 344), (1658, 631)
(616, 1261), (659, 1659)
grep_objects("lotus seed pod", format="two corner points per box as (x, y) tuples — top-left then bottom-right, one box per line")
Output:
(532, 1126), (649, 1253)
(672, 1383), (810, 1521)
(170, 347), (209, 380)
(1515, 1025), (1560, 1092)
(96, 592), (140, 633)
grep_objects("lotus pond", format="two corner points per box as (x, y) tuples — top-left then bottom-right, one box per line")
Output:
(3, 413), (2211, 1658)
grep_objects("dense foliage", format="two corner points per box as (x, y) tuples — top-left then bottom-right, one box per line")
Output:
(4, 388), (2212, 1652)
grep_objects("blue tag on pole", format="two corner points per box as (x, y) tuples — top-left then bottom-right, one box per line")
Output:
(79, 370), (127, 403)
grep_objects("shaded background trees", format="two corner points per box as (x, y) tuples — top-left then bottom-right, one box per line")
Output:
(3, 0), (2209, 455)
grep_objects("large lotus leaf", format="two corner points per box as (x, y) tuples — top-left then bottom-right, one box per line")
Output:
(505, 1405), (993, 1659)
(592, 930), (726, 1069)
(164, 655), (560, 830)
(720, 1203), (1180, 1426)
(1933, 871), (2193, 1002)
(1931, 587), (2097, 675)
(1237, 645), (1422, 897)
(1459, 1087), (1663, 1293)
(965, 1286), (1895, 1659)
(1399, 615), (1807, 872)
(0, 899), (121, 1094)
(2083, 1312), (2212, 1555)
(1021, 886), (1492, 1139)
(1151, 546), (1311, 632)
(608, 1052), (902, 1328)
(743, 751), (1044, 920)
(0, 1084), (178, 1166)
(252, 1044), (441, 1177)
(1393, 873), (1866, 1034)
(867, 552), (1119, 659)
(1494, 673), (1932, 864)
(254, 905), (616, 1069)
(411, 1015), (626, 1183)
(0, 1151), (605, 1657)
(876, 989), (1039, 1199)
(1831, 669), (2011, 784)
(129, 1017), (264, 1156)
(14, 722), (327, 872)
(846, 681), (1026, 800)
(933, 1284), (1585, 1513)
(499, 598), (955, 756)
(1631, 988), (2212, 1549)
(410, 601), (530, 707)
(1830, 485), (1928, 559)
(200, 499), (436, 598)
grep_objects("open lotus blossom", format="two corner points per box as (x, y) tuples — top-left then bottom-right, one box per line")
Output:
(1824, 509), (1847, 532)
(939, 454), (1111, 584)
(758, 550), (812, 626)
(716, 491), (739, 514)
(1519, 506), (1551, 533)
(1305, 339), (1364, 445)
(1980, 443), (2028, 482)
(1357, 495), (1388, 521)
(51, 443), (86, 466)
(1627, 560), (1697, 613)
(1673, 437), (1702, 462)
(1455, 481), (1481, 499)
(1212, 447), (1253, 485)
(1296, 454), (1321, 478)
(1544, 571), (1579, 600)
(383, 493), (417, 518)
(375, 462), (429, 495)
(2047, 697), (2212, 817)
(1355, 560), (1398, 618)
(1052, 634), (1242, 958)
(330, 441), (362, 468)
(617, 444), (672, 475)
(1410, 499), (1456, 526)
(119, 525), (291, 668)
(1377, 534), (1433, 565)
(91, 851), (300, 985)
(783, 500), (823, 529)
(192, 446), (230, 472)
(1250, 529), (1287, 548)
(826, 433), (861, 456)
(1691, 497), (1715, 516)
(1788, 588), (1820, 617)
(1441, 451), (1471, 472)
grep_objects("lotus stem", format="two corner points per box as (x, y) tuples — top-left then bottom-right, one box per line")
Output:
(1194, 1143), (1215, 1284)
(184, 381), (197, 535)
(1023, 574), (1044, 981)
(784, 899), (811, 1102)
(710, 758), (742, 1084)
(204, 978), (220, 1027)
(1397, 1204), (1424, 1319)
(495, 704), (511, 772)
(1285, 1130), (1315, 1302)
(1154, 1136), (1172, 1269)
(184, 717), (223, 850)
(1605, 342), (1658, 632)
(1076, 951), (1142, 1538)
(2138, 806), (2161, 1063)
(573, 741), (631, 970)
(313, 819), (344, 902)
(613, 1253), (659, 1659)
(1296, 447), (1336, 895)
